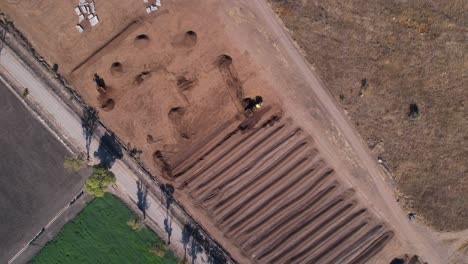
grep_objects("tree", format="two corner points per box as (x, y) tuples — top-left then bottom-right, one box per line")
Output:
(408, 103), (420, 119)
(63, 154), (85, 171)
(84, 165), (116, 197)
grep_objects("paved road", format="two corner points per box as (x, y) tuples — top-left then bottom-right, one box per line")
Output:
(0, 46), (206, 263)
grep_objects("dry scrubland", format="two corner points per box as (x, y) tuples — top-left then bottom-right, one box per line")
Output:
(270, 0), (467, 231)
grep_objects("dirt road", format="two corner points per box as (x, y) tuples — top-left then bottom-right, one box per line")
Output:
(0, 46), (210, 263)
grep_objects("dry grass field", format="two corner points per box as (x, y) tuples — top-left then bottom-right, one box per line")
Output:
(270, 0), (467, 232)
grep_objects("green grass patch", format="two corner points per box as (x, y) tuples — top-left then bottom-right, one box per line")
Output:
(31, 193), (178, 264)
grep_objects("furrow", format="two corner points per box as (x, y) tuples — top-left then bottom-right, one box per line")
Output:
(171, 116), (240, 173)
(241, 179), (340, 250)
(326, 224), (385, 264)
(208, 140), (312, 213)
(252, 192), (355, 261)
(349, 231), (395, 264)
(190, 126), (301, 200)
(283, 209), (368, 263)
(218, 164), (332, 230)
(227, 167), (335, 235)
(301, 220), (371, 264)
(205, 147), (309, 212)
(204, 138), (318, 210)
(174, 113), (280, 176)
(178, 120), (287, 188)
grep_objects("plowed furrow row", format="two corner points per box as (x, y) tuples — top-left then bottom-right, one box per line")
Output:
(326, 224), (384, 264)
(170, 117), (239, 173)
(219, 166), (334, 231)
(349, 231), (395, 264)
(189, 127), (301, 199)
(227, 167), (335, 235)
(178, 120), (287, 188)
(275, 208), (367, 263)
(240, 180), (340, 249)
(174, 114), (280, 177)
(301, 221), (371, 264)
(213, 142), (309, 215)
(204, 147), (317, 212)
(251, 191), (355, 261)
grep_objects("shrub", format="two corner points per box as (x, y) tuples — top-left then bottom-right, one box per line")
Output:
(22, 88), (29, 97)
(63, 154), (85, 171)
(84, 165), (116, 197)
(149, 243), (167, 257)
(408, 103), (420, 119)
(127, 218), (143, 231)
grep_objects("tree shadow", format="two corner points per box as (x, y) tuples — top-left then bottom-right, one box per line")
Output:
(81, 107), (98, 160)
(182, 223), (192, 262)
(164, 217), (173, 245)
(207, 245), (227, 264)
(136, 180), (148, 219)
(93, 132), (123, 168)
(160, 183), (174, 244)
(181, 223), (227, 264)
(160, 183), (175, 210)
(182, 223), (204, 264)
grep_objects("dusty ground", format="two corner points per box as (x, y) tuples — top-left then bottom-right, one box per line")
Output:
(0, 83), (89, 263)
(0, 0), (462, 263)
(269, 0), (467, 232)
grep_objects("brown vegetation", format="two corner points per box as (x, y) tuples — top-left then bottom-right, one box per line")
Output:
(270, 0), (467, 231)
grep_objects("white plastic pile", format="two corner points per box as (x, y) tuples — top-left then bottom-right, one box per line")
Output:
(144, 0), (162, 14)
(74, 0), (99, 33)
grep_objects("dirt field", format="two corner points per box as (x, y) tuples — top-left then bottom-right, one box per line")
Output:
(1, 0), (461, 263)
(168, 109), (396, 263)
(0, 83), (89, 263)
(268, 0), (467, 232)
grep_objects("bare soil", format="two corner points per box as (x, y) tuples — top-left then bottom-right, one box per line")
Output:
(1, 0), (462, 263)
(269, 0), (467, 232)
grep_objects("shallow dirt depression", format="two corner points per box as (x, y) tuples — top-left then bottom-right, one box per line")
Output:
(183, 30), (197, 47)
(110, 62), (124, 77)
(98, 96), (115, 112)
(217, 54), (233, 66)
(134, 34), (150, 49)
(172, 30), (198, 48)
(134, 71), (151, 85)
(176, 75), (198, 91)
